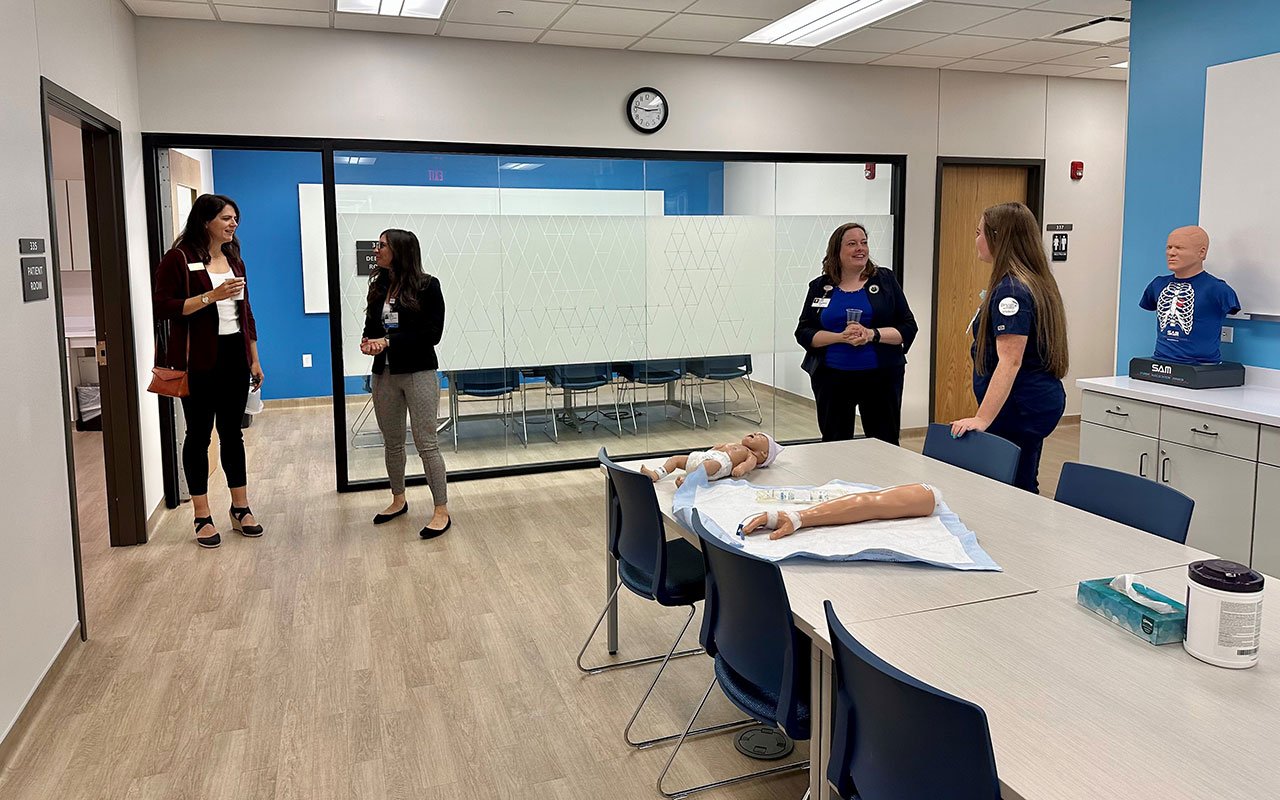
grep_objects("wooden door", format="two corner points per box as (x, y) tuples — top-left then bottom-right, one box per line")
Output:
(932, 165), (1029, 423)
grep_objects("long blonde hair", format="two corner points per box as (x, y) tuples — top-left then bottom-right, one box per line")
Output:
(974, 203), (1069, 379)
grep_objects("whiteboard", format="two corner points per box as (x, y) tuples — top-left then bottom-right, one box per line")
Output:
(1200, 51), (1280, 316)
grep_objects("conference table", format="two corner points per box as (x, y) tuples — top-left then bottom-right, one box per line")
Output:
(602, 439), (1279, 799)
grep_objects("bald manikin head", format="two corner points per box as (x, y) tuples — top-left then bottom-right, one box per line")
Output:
(1166, 226), (1210, 279)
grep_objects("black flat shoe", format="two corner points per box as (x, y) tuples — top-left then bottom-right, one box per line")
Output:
(230, 506), (264, 537)
(420, 517), (451, 540)
(374, 502), (409, 525)
(195, 516), (221, 549)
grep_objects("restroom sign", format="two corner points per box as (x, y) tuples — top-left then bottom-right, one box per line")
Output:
(1051, 233), (1069, 262)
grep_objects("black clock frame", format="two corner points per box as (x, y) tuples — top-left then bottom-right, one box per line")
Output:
(626, 86), (668, 134)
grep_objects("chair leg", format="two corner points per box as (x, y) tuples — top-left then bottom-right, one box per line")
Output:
(657, 675), (809, 799)
(726, 375), (764, 425)
(452, 388), (459, 452)
(577, 584), (704, 675)
(624, 605), (753, 749)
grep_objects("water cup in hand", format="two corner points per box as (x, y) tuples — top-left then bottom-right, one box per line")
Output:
(846, 308), (863, 326)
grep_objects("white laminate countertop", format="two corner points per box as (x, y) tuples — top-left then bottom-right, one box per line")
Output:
(1078, 370), (1280, 428)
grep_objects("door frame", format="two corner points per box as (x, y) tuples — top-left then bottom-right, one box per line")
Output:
(929, 156), (1045, 423)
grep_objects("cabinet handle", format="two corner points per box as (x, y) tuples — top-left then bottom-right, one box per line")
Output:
(1161, 457), (1171, 483)
(1190, 427), (1219, 437)
(1104, 409), (1129, 417)
(1139, 452), (1148, 477)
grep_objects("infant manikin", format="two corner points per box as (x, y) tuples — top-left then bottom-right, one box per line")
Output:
(641, 432), (782, 487)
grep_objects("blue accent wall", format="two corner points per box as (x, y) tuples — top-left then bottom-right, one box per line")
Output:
(1119, 0), (1280, 370)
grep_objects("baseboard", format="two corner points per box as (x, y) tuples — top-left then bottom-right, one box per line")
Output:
(0, 625), (80, 770)
(145, 497), (166, 538)
(263, 396), (333, 410)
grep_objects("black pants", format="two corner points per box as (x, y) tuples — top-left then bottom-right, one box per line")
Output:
(985, 387), (1066, 495)
(181, 333), (250, 496)
(811, 365), (904, 445)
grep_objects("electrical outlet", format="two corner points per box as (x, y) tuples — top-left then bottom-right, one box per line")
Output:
(302, 353), (313, 367)
(1221, 326), (1234, 344)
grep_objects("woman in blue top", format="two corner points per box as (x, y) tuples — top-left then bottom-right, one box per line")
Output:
(795, 222), (918, 444)
(951, 202), (1069, 494)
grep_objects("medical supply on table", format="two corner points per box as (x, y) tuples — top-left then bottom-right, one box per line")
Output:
(753, 488), (852, 504)
(1076, 575), (1187, 646)
(1184, 559), (1265, 669)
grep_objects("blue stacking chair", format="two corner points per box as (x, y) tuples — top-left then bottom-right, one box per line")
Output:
(824, 601), (1001, 800)
(616, 359), (690, 431)
(450, 368), (525, 451)
(685, 354), (763, 427)
(580, 451), (749, 748)
(1054, 461), (1195, 544)
(922, 423), (1021, 485)
(548, 362), (623, 437)
(658, 511), (810, 798)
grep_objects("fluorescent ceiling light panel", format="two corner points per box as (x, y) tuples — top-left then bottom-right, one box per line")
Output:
(401, 0), (449, 18)
(338, 0), (448, 19)
(379, 0), (405, 15)
(337, 0), (380, 13)
(500, 162), (544, 171)
(1050, 18), (1130, 45)
(743, 0), (924, 47)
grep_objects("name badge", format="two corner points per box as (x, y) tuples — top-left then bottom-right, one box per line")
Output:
(811, 298), (831, 308)
(187, 262), (206, 272)
(384, 312), (400, 330)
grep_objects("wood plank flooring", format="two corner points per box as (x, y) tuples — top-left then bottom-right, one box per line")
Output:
(0, 411), (1079, 799)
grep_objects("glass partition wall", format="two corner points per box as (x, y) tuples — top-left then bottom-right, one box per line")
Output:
(144, 137), (904, 493)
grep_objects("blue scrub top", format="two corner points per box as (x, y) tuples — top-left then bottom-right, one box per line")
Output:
(971, 277), (1062, 415)
(821, 287), (878, 371)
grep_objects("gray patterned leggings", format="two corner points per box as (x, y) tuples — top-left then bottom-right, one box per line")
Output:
(372, 370), (449, 505)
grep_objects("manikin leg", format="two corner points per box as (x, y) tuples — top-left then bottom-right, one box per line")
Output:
(741, 483), (939, 540)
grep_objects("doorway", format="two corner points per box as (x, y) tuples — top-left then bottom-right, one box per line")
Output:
(930, 159), (1044, 424)
(40, 80), (147, 635)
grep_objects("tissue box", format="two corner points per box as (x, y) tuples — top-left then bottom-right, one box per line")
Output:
(1076, 578), (1187, 646)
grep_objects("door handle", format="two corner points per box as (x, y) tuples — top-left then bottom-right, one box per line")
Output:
(96, 339), (107, 367)
(1160, 456), (1171, 484)
(1190, 427), (1219, 437)
(1139, 452), (1148, 477)
(1104, 408), (1129, 417)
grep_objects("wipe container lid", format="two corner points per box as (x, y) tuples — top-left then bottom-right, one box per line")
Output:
(1188, 559), (1264, 593)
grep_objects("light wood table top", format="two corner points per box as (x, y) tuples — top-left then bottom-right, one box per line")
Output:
(846, 565), (1279, 800)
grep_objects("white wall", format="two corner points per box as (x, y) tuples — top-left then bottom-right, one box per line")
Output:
(134, 19), (1126, 427)
(0, 0), (153, 745)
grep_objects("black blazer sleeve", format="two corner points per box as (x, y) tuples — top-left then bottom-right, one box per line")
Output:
(363, 282), (385, 341)
(794, 276), (825, 351)
(883, 268), (918, 354)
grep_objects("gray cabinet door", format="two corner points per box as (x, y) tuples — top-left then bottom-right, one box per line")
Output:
(1079, 421), (1158, 480)
(1253, 465), (1280, 576)
(1160, 441), (1256, 565)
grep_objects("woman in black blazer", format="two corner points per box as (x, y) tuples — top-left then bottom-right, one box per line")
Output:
(794, 222), (918, 445)
(361, 228), (451, 539)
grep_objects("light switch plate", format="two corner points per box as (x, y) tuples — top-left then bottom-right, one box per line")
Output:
(1221, 326), (1234, 343)
(302, 353), (313, 367)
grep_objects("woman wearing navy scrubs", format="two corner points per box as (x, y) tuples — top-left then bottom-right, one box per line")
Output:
(951, 202), (1069, 493)
(796, 222), (918, 444)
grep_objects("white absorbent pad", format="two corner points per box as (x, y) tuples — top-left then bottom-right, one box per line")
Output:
(672, 471), (1000, 571)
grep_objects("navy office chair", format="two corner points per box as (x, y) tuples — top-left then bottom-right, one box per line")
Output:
(548, 362), (623, 437)
(825, 601), (1001, 800)
(658, 511), (810, 798)
(1054, 461), (1194, 544)
(615, 359), (690, 431)
(450, 368), (526, 451)
(922, 423), (1021, 485)
(685, 354), (763, 427)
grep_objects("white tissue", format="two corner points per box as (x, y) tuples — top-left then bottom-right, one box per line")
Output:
(1109, 574), (1176, 615)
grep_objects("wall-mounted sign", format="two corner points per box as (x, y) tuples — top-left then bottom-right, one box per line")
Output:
(1046, 223), (1073, 232)
(19, 238), (46, 254)
(21, 257), (49, 301)
(1051, 233), (1069, 262)
(356, 240), (378, 276)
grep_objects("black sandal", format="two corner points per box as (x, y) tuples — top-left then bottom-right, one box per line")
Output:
(195, 516), (221, 549)
(230, 506), (264, 538)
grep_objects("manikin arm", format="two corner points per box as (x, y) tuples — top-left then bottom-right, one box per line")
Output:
(741, 483), (939, 540)
(731, 454), (759, 479)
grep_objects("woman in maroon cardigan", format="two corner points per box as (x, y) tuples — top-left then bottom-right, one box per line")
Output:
(153, 194), (266, 548)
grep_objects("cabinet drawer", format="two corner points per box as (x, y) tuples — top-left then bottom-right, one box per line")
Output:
(1080, 391), (1160, 438)
(1159, 406), (1258, 461)
(1260, 426), (1280, 468)
(1079, 422), (1158, 480)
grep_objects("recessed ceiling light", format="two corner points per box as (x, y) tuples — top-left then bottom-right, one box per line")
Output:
(742, 0), (925, 48)
(1050, 17), (1130, 46)
(497, 9), (514, 15)
(336, 0), (449, 19)
(500, 162), (544, 171)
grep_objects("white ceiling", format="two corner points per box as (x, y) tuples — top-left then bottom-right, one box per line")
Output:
(122, 0), (1130, 80)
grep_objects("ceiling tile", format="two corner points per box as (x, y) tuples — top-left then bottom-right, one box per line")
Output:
(943, 58), (1026, 73)
(876, 2), (1014, 34)
(716, 42), (802, 59)
(824, 28), (941, 53)
(648, 13), (768, 42)
(539, 30), (637, 48)
(684, 0), (810, 21)
(629, 37), (723, 54)
(126, 0), (216, 19)
(218, 0), (328, 10)
(946, 0), (1041, 6)
(214, 6), (330, 26)
(793, 49), (883, 64)
(439, 21), (542, 41)
(1045, 44), (1128, 66)
(1031, 0), (1130, 15)
(961, 9), (1094, 39)
(553, 5), (670, 35)
(981, 39), (1092, 61)
(335, 12), (440, 34)
(577, 0), (687, 11)
(1074, 65), (1128, 80)
(1009, 62), (1094, 76)
(903, 34), (1014, 58)
(446, 0), (568, 29)
(872, 53), (963, 68)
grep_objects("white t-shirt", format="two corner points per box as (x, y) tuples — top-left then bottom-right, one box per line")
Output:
(206, 270), (242, 335)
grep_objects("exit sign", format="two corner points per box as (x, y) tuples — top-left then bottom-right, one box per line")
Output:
(427, 169), (445, 182)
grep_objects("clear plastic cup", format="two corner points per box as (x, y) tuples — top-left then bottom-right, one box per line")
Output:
(846, 308), (862, 325)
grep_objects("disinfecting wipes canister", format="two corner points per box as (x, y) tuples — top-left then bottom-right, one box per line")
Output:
(1184, 559), (1265, 669)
